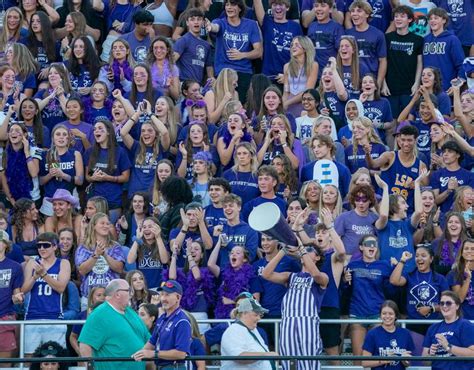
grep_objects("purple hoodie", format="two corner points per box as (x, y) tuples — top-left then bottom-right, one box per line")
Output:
(423, 30), (465, 90)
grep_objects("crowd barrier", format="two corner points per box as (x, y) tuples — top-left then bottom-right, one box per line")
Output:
(1, 318), (473, 369)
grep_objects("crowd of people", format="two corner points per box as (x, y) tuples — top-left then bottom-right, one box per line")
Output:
(0, 0), (473, 367)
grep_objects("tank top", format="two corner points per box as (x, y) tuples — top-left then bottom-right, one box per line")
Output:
(16, 226), (39, 257)
(381, 151), (420, 212)
(147, 1), (174, 27)
(320, 251), (340, 309)
(26, 258), (63, 320)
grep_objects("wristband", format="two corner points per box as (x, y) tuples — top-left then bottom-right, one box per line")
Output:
(26, 156), (34, 163)
(282, 143), (288, 148)
(399, 260), (406, 264)
(154, 350), (159, 358)
(180, 229), (188, 234)
(40, 273), (47, 278)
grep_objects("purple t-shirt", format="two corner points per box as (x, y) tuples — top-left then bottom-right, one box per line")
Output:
(119, 32), (150, 63)
(261, 15), (303, 77)
(56, 121), (95, 155)
(173, 32), (212, 83)
(430, 167), (474, 212)
(75, 244), (125, 296)
(307, 20), (343, 75)
(345, 26), (387, 75)
(335, 210), (378, 255)
(212, 17), (262, 74)
(345, 143), (386, 174)
(0, 258), (23, 317)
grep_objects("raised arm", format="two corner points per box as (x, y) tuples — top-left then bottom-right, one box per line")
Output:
(261, 248), (291, 285)
(207, 235), (222, 277)
(389, 251), (410, 286)
(374, 174), (389, 230)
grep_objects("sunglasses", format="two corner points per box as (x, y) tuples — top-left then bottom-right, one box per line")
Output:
(37, 242), (53, 249)
(439, 301), (454, 307)
(362, 240), (378, 248)
(355, 196), (369, 203)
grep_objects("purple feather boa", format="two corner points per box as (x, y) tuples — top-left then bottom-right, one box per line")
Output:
(215, 263), (254, 319)
(82, 95), (113, 124)
(110, 60), (133, 92)
(162, 267), (216, 311)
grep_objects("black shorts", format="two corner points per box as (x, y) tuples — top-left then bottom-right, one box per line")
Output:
(319, 307), (342, 349)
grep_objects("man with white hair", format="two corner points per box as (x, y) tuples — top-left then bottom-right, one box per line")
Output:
(79, 279), (150, 369)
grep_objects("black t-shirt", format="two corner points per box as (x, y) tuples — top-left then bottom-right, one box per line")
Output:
(385, 31), (424, 95)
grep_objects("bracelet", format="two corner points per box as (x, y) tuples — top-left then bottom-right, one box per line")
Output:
(180, 229), (188, 234)
(399, 260), (406, 264)
(154, 350), (159, 358)
(282, 143), (288, 148)
(292, 229), (304, 233)
(40, 272), (47, 278)
(26, 156), (34, 163)
(130, 117), (137, 124)
(190, 264), (198, 269)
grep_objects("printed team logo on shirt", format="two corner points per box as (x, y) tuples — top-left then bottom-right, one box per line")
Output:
(223, 30), (249, 51)
(389, 41), (415, 56)
(389, 230), (408, 248)
(447, 0), (465, 17)
(92, 256), (110, 275)
(271, 28), (293, 52)
(0, 268), (12, 288)
(439, 176), (464, 188)
(135, 46), (148, 63)
(378, 339), (404, 366)
(409, 280), (437, 306)
(417, 133), (430, 149)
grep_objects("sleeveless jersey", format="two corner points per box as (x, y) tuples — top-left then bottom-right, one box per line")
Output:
(26, 258), (63, 320)
(381, 152), (420, 211)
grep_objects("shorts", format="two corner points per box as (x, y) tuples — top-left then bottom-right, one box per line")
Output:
(349, 314), (379, 329)
(24, 321), (67, 354)
(0, 314), (17, 352)
(319, 307), (341, 348)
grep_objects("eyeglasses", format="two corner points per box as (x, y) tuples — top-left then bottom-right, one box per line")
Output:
(439, 301), (454, 307)
(354, 196), (369, 203)
(302, 97), (315, 102)
(37, 242), (53, 249)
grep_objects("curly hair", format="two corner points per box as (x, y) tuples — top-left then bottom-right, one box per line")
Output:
(11, 198), (42, 243)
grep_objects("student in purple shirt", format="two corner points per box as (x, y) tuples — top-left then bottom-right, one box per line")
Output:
(119, 10), (154, 64)
(0, 230), (24, 364)
(173, 8), (214, 84)
(133, 280), (192, 368)
(430, 141), (474, 213)
(206, 0), (263, 101)
(307, 0), (344, 78)
(422, 8), (465, 91)
(345, 0), (387, 89)
(254, 0), (303, 82)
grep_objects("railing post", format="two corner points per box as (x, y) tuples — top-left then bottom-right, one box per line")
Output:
(19, 321), (25, 370)
(275, 320), (279, 351)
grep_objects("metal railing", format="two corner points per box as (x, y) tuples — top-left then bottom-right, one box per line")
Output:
(2, 318), (473, 369)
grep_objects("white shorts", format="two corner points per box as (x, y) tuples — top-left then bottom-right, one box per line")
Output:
(191, 311), (210, 334)
(24, 321), (67, 354)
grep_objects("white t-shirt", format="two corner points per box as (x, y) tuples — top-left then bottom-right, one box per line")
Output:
(220, 322), (272, 370)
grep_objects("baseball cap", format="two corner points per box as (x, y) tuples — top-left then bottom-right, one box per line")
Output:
(158, 280), (183, 295)
(237, 298), (269, 315)
(0, 230), (10, 243)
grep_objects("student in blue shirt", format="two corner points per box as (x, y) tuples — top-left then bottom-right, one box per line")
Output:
(422, 290), (474, 370)
(206, 0), (263, 101)
(204, 177), (231, 229)
(133, 280), (192, 369)
(120, 100), (171, 198)
(362, 300), (415, 370)
(344, 234), (393, 365)
(254, 0), (303, 83)
(242, 165), (288, 222)
(422, 8), (465, 91)
(430, 141), (474, 213)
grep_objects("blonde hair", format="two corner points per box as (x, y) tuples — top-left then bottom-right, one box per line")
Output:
(83, 212), (114, 249)
(231, 142), (258, 174)
(214, 68), (237, 109)
(288, 36), (315, 79)
(351, 116), (383, 160)
(0, 8), (23, 51)
(156, 96), (179, 144)
(10, 42), (38, 79)
(319, 184), (342, 219)
(299, 180), (322, 209)
(348, 167), (371, 195)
